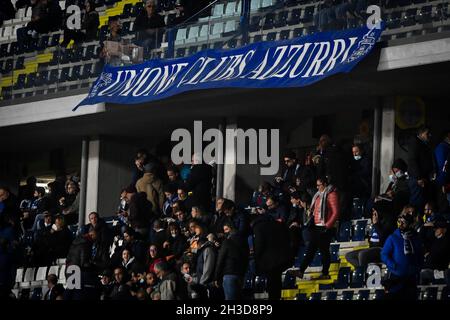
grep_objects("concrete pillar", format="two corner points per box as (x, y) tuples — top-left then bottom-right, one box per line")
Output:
(85, 139), (100, 222)
(223, 120), (237, 201)
(379, 98), (396, 193)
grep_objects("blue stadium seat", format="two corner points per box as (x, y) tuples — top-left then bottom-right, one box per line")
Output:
(93, 62), (103, 77)
(373, 289), (385, 300)
(387, 12), (402, 29)
(282, 273), (297, 289)
(441, 286), (450, 300)
(131, 2), (144, 17)
(422, 287), (438, 300)
(71, 47), (83, 63)
(37, 35), (50, 51)
(305, 25), (317, 35)
(295, 293), (307, 300)
(341, 290), (354, 300)
(353, 220), (367, 241)
(24, 73), (36, 88)
(252, 34), (263, 43)
(266, 32), (277, 42)
(254, 276), (267, 293)
(318, 283), (333, 291)
(337, 221), (351, 242)
(334, 267), (351, 289)
(2, 86), (13, 100)
(263, 13), (275, 30)
(121, 21), (131, 35)
(1, 59), (13, 74)
(49, 51), (61, 66)
(287, 9), (301, 26)
(213, 42), (223, 50)
(300, 6), (315, 24)
(59, 67), (70, 82)
(121, 3), (133, 18)
(249, 16), (262, 32)
(352, 198), (365, 219)
(25, 38), (38, 53)
(227, 39), (237, 49)
(357, 289), (370, 300)
(274, 11), (288, 28)
(83, 45), (97, 61)
(398, 0), (413, 6)
(187, 46), (198, 56)
(48, 69), (59, 84)
(49, 34), (61, 47)
(99, 25), (109, 42)
(15, 56), (25, 70)
(330, 243), (340, 263)
(350, 266), (365, 288)
(35, 71), (49, 87)
(417, 5), (432, 24)
(0, 43), (9, 57)
(60, 49), (73, 64)
(80, 64), (92, 80)
(69, 65), (82, 81)
(280, 30), (290, 40)
(293, 28), (303, 38)
(309, 292), (322, 300)
(310, 251), (322, 267)
(324, 291), (337, 300)
(13, 74), (26, 90)
(402, 9), (418, 27)
(8, 42), (20, 56)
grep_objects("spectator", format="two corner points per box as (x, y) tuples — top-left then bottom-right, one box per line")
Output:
(381, 158), (410, 216)
(185, 153), (213, 211)
(18, 176), (37, 202)
(173, 202), (189, 234)
(314, 0), (337, 32)
(288, 192), (309, 259)
(147, 244), (164, 274)
(407, 126), (435, 210)
(80, 212), (110, 243)
(220, 199), (249, 238)
(150, 219), (167, 250)
(191, 206), (211, 227)
(136, 162), (165, 216)
(164, 223), (187, 261)
(31, 212), (53, 265)
(120, 248), (142, 276)
(434, 130), (450, 209)
(297, 177), (339, 280)
(135, 0), (165, 52)
(420, 216), (450, 284)
(132, 149), (149, 186)
(154, 261), (178, 300)
(195, 236), (216, 289)
(381, 212), (423, 300)
(278, 151), (301, 190)
(60, 181), (80, 225)
(144, 271), (159, 296)
(122, 227), (147, 264)
(124, 185), (153, 238)
(110, 267), (132, 300)
(25, 187), (49, 231)
(177, 187), (194, 213)
(214, 222), (249, 300)
(345, 204), (395, 268)
(44, 274), (64, 300)
(100, 16), (123, 66)
(251, 182), (273, 208)
(257, 196), (288, 223)
(100, 269), (114, 300)
(86, 227), (110, 272)
(251, 213), (293, 300)
(61, 0), (99, 47)
(162, 184), (179, 217)
(166, 166), (182, 190)
(0, 186), (20, 230)
(293, 154), (316, 197)
(349, 144), (372, 202)
(49, 215), (73, 261)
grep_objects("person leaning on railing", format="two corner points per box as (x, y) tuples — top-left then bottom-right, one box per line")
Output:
(134, 0), (166, 52)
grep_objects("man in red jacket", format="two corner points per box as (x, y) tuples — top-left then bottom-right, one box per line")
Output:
(297, 176), (339, 279)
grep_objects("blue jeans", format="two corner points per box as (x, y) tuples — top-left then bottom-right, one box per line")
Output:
(222, 275), (242, 300)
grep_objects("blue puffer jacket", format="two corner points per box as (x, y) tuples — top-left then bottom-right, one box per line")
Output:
(381, 229), (423, 277)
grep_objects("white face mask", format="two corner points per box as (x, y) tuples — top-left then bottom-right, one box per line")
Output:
(395, 171), (404, 178)
(354, 155), (362, 161)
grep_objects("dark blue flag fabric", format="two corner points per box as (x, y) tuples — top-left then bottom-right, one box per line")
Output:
(74, 24), (383, 110)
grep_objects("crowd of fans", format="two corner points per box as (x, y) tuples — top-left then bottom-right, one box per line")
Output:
(0, 126), (449, 300)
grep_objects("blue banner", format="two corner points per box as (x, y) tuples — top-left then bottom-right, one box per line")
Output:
(74, 25), (383, 110)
